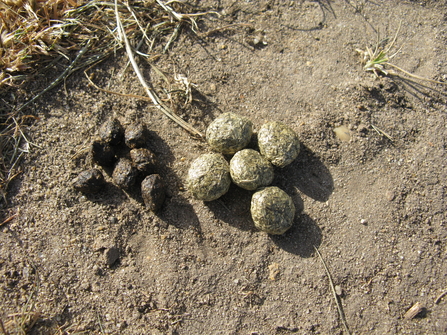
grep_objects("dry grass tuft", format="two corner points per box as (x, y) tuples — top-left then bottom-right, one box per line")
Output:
(1, 0), (82, 87)
(0, 0), (219, 88)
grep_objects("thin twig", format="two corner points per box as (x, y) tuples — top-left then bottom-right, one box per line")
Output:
(97, 312), (105, 334)
(164, 22), (183, 53)
(314, 246), (351, 335)
(371, 124), (393, 141)
(0, 317), (8, 335)
(435, 290), (447, 304)
(84, 71), (162, 104)
(155, 0), (219, 32)
(0, 214), (17, 227)
(387, 63), (447, 85)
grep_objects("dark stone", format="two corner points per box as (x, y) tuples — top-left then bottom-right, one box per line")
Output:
(141, 174), (166, 212)
(130, 148), (157, 175)
(125, 123), (147, 149)
(112, 158), (139, 190)
(104, 246), (119, 266)
(91, 140), (116, 167)
(72, 169), (106, 193)
(99, 118), (124, 146)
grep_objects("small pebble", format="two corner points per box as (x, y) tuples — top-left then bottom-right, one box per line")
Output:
(93, 265), (102, 276)
(268, 263), (280, 281)
(125, 123), (147, 149)
(80, 281), (91, 291)
(99, 118), (124, 146)
(72, 169), (106, 193)
(91, 140), (116, 167)
(141, 174), (166, 212)
(104, 246), (120, 266)
(386, 190), (395, 201)
(112, 158), (139, 190)
(357, 124), (369, 135)
(333, 125), (351, 142)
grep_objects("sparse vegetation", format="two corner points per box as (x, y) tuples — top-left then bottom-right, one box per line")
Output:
(356, 21), (447, 85)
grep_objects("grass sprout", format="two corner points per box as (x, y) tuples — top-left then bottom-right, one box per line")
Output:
(356, 22), (447, 85)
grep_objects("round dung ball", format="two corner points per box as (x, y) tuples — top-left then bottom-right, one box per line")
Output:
(206, 113), (253, 155)
(187, 153), (231, 201)
(251, 186), (295, 235)
(258, 122), (300, 168)
(230, 149), (274, 191)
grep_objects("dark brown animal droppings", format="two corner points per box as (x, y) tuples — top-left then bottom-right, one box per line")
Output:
(141, 174), (166, 212)
(130, 148), (157, 175)
(125, 123), (147, 149)
(99, 118), (124, 146)
(112, 158), (139, 190)
(91, 140), (116, 167)
(72, 168), (106, 193)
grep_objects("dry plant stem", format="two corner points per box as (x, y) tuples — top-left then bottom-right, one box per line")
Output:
(371, 124), (393, 141)
(387, 63), (447, 85)
(435, 290), (447, 304)
(0, 214), (17, 227)
(114, 0), (204, 140)
(0, 318), (7, 335)
(155, 0), (219, 31)
(314, 246), (351, 335)
(0, 116), (33, 205)
(164, 22), (183, 53)
(403, 302), (424, 320)
(96, 312), (105, 334)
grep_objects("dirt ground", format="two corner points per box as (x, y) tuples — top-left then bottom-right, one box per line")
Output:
(1, 0), (447, 334)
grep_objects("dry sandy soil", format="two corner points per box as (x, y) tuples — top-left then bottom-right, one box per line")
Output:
(1, 0), (447, 334)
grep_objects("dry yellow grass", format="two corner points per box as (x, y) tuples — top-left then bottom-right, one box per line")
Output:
(0, 0), (213, 87)
(1, 0), (83, 87)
